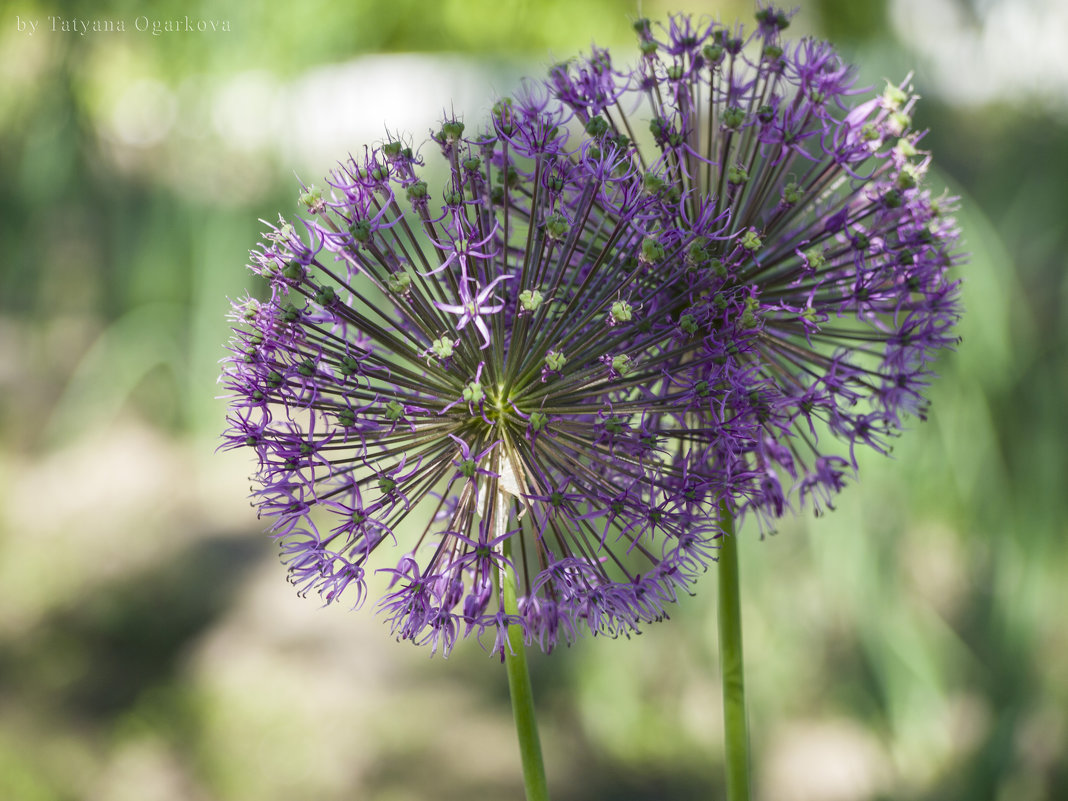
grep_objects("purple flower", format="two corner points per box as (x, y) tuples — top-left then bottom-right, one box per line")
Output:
(221, 6), (962, 654)
(433, 272), (513, 349)
(546, 7), (962, 526)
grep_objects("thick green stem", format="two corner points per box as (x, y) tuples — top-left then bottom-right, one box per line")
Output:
(718, 500), (751, 801)
(498, 491), (550, 801)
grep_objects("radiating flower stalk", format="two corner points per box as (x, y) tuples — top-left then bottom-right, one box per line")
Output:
(221, 6), (961, 800)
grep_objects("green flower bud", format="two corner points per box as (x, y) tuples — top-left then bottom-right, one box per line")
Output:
(612, 354), (634, 376)
(756, 7), (790, 29)
(462, 381), (484, 404)
(762, 44), (783, 61)
(544, 350), (567, 372)
(804, 246), (826, 270)
(406, 181), (429, 203)
(643, 172), (666, 193)
(889, 110), (911, 134)
(384, 400), (404, 422)
(883, 82), (908, 109)
(267, 223), (296, 244)
(339, 355), (360, 376)
(896, 165), (920, 190)
(741, 296), (762, 328)
(387, 271), (412, 294)
(430, 337), (454, 360)
(544, 213), (570, 241)
(585, 116), (609, 138)
(493, 98), (515, 134)
(299, 186), (322, 209)
(519, 288), (544, 311)
(350, 219), (373, 243)
(894, 138), (918, 159)
(440, 120), (465, 142)
(687, 238), (710, 267)
(609, 299), (633, 324)
(315, 285), (336, 306)
(723, 106), (746, 129)
(703, 43), (724, 64)
(741, 229), (763, 251)
(641, 237), (665, 263)
(782, 181), (803, 205)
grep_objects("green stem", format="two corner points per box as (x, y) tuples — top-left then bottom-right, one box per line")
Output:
(498, 491), (550, 801)
(718, 499), (751, 801)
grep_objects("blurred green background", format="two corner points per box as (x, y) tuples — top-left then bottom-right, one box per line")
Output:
(1, 0), (1065, 798)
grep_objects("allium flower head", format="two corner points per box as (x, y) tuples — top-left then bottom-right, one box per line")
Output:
(546, 6), (961, 522)
(222, 6), (961, 655)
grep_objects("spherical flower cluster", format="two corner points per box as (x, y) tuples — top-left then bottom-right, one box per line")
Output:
(221, 7), (961, 655)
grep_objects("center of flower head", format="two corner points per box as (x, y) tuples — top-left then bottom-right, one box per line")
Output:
(455, 373), (541, 445)
(476, 383), (517, 427)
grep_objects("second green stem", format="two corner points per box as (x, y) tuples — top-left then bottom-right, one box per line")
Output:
(718, 499), (751, 801)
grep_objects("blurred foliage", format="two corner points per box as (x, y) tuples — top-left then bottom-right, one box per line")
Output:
(812, 0), (889, 42)
(1, 0), (1066, 799)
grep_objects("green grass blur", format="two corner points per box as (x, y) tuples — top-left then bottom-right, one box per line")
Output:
(1, 0), (1065, 799)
